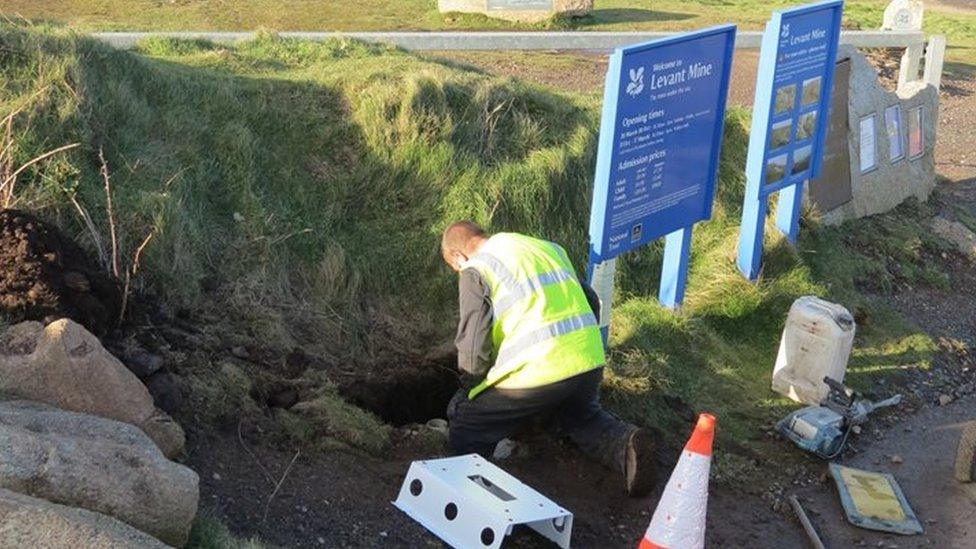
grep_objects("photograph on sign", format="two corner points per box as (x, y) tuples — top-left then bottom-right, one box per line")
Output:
(859, 114), (877, 173)
(771, 119), (793, 149)
(775, 84), (796, 114)
(908, 105), (923, 159)
(796, 111), (818, 141)
(792, 145), (813, 174)
(884, 105), (904, 162)
(801, 76), (822, 106)
(767, 154), (788, 184)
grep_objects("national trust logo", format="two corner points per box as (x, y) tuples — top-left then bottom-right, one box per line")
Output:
(626, 67), (645, 97)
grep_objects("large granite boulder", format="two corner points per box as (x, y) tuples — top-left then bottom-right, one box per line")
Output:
(0, 319), (185, 458)
(0, 488), (169, 548)
(0, 400), (198, 547)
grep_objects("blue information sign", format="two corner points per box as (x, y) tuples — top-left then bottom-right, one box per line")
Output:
(586, 26), (735, 323)
(737, 1), (844, 280)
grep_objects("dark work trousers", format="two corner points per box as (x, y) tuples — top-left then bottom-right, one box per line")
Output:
(446, 367), (636, 473)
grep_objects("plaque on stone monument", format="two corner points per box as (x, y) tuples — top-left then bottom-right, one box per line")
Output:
(884, 105), (904, 162)
(440, 0), (590, 23)
(487, 0), (553, 9)
(809, 59), (853, 213)
(908, 105), (923, 159)
(859, 114), (877, 174)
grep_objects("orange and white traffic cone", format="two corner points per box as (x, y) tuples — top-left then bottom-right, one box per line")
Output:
(638, 413), (716, 549)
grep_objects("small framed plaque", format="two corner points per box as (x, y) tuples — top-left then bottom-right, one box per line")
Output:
(884, 105), (904, 163)
(859, 114), (877, 174)
(907, 106), (923, 160)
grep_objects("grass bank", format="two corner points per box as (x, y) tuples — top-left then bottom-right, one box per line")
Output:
(0, 25), (948, 469)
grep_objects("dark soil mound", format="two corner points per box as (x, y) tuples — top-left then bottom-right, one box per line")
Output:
(0, 209), (121, 335)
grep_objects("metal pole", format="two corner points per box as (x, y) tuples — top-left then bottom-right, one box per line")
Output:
(789, 495), (826, 549)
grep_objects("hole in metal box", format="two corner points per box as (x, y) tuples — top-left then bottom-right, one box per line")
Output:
(468, 475), (516, 502)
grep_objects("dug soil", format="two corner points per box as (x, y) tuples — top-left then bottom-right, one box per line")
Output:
(0, 209), (121, 335)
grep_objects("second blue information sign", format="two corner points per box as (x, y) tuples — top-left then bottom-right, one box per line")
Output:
(737, 0), (844, 280)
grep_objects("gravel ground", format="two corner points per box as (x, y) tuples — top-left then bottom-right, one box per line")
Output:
(793, 394), (976, 548)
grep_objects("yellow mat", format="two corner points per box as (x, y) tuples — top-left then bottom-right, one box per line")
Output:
(829, 463), (923, 535)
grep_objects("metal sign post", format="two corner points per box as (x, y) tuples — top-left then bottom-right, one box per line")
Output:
(736, 0), (844, 280)
(586, 26), (736, 339)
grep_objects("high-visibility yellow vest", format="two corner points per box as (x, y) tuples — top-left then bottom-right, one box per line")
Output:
(462, 233), (606, 399)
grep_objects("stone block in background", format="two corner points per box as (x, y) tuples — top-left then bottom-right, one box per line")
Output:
(0, 400), (198, 547)
(808, 45), (938, 225)
(439, 0), (593, 23)
(882, 0), (924, 31)
(932, 217), (976, 259)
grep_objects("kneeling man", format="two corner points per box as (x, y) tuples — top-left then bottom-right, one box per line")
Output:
(441, 221), (656, 496)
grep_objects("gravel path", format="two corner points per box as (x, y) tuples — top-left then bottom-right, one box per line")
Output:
(794, 394), (976, 548)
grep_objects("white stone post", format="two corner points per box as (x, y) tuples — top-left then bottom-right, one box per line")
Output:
(923, 35), (946, 90)
(898, 43), (924, 91)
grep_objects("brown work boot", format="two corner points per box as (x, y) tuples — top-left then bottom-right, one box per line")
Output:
(625, 428), (657, 497)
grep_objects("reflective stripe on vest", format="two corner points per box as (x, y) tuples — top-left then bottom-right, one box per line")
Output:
(493, 312), (596, 370)
(492, 267), (575, 316)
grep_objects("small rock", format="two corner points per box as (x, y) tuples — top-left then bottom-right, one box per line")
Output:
(380, 531), (388, 537)
(891, 455), (904, 465)
(938, 394), (953, 406)
(212, 472), (221, 481)
(493, 438), (519, 460)
(144, 370), (183, 414)
(121, 350), (165, 379)
(230, 346), (250, 359)
(852, 425), (862, 435)
(425, 418), (449, 436)
(317, 536), (325, 545)
(62, 270), (92, 292)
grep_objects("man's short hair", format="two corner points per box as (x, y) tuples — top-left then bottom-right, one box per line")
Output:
(441, 221), (488, 259)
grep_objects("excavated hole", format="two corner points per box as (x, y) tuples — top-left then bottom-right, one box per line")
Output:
(338, 354), (459, 426)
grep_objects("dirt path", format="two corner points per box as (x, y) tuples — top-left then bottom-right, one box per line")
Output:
(794, 394), (976, 548)
(186, 421), (806, 548)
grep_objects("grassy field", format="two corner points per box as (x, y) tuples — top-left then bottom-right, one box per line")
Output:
(2, 1), (974, 72)
(0, 23), (947, 464)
